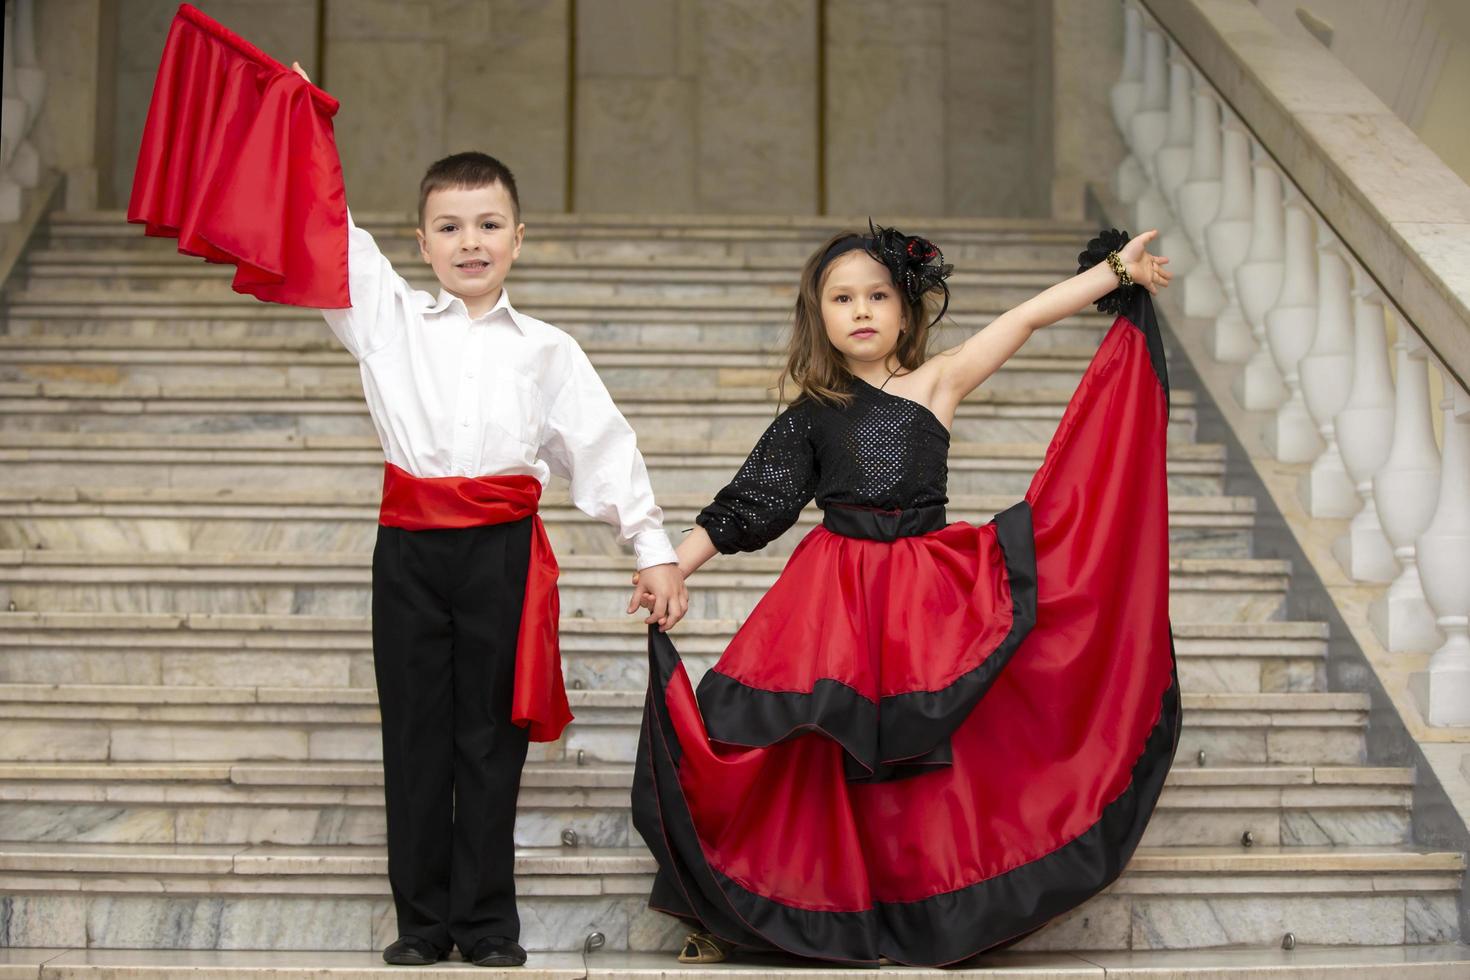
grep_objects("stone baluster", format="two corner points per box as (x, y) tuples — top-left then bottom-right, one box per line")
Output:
(1114, 7), (1155, 205)
(1177, 78), (1225, 318)
(1296, 223), (1358, 516)
(1129, 28), (1170, 171)
(1148, 50), (1199, 279)
(1111, 3), (1146, 202)
(1134, 38), (1184, 237)
(1231, 149), (1287, 408)
(1411, 363), (1470, 725)
(1262, 196), (1323, 461)
(1370, 328), (1444, 653)
(10, 0), (40, 190)
(1, 0), (27, 222)
(1332, 281), (1398, 583)
(1202, 113), (1254, 362)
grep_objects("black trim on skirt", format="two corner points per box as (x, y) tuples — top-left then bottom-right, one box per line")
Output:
(634, 627), (1183, 965)
(696, 500), (1036, 783)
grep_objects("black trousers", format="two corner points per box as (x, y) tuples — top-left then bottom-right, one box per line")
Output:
(372, 519), (533, 953)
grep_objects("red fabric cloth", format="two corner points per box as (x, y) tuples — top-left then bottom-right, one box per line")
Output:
(379, 463), (572, 744)
(127, 3), (349, 308)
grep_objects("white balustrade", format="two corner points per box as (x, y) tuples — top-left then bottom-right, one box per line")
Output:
(1110, 5), (1145, 141)
(1370, 330), (1444, 654)
(1177, 80), (1225, 318)
(1113, 6), (1150, 205)
(1296, 225), (1358, 516)
(1332, 281), (1399, 582)
(1106, 0), (1468, 725)
(1262, 199), (1324, 461)
(1202, 115), (1256, 362)
(1411, 365), (1470, 725)
(1129, 30), (1170, 177)
(1231, 151), (1287, 408)
(1134, 38), (1184, 237)
(1149, 52), (1198, 278)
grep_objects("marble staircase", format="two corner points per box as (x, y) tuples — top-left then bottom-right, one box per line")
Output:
(0, 212), (1465, 977)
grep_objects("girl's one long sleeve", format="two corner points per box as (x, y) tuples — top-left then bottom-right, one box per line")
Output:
(696, 402), (819, 554)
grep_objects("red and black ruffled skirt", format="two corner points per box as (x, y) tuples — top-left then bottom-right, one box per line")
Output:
(633, 291), (1182, 966)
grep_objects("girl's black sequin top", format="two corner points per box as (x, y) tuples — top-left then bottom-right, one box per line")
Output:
(695, 379), (951, 554)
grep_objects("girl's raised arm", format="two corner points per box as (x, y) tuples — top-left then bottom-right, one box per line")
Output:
(931, 229), (1170, 408)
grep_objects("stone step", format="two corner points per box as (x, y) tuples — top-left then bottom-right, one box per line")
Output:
(0, 841), (1459, 953)
(13, 280), (1074, 316)
(0, 760), (1415, 850)
(0, 343), (1156, 395)
(5, 947), (1470, 980)
(26, 240), (1084, 272)
(16, 261), (1070, 306)
(49, 208), (1095, 244)
(1, 284), (1102, 317)
(0, 433), (1228, 498)
(0, 382), (1201, 445)
(0, 309), (1115, 352)
(0, 611), (1329, 695)
(0, 551), (1290, 624)
(0, 683), (1372, 768)
(0, 488), (1258, 559)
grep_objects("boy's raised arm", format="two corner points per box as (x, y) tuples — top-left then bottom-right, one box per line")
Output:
(320, 211), (416, 360)
(285, 62), (413, 360)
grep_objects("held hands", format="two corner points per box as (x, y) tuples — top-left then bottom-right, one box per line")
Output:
(627, 563), (689, 632)
(1118, 229), (1172, 295)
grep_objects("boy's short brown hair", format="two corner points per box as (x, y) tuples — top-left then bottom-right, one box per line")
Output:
(418, 152), (521, 227)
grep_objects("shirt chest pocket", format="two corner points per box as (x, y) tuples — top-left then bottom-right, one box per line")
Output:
(483, 368), (546, 449)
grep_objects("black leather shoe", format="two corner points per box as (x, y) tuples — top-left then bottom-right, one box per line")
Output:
(468, 935), (528, 967)
(382, 935), (447, 966)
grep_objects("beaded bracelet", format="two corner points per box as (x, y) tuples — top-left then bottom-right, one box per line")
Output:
(1105, 251), (1133, 288)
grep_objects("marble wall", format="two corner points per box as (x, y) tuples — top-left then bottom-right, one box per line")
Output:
(573, 0), (820, 214)
(30, 0), (115, 210)
(1048, 0), (1127, 220)
(94, 0), (1119, 217)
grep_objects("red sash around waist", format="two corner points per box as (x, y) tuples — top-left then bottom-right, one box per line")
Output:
(379, 462), (571, 743)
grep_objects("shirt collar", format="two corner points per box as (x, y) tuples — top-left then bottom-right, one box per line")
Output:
(424, 286), (527, 333)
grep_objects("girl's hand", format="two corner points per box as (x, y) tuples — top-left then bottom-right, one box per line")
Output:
(1119, 229), (1172, 295)
(290, 61), (311, 84)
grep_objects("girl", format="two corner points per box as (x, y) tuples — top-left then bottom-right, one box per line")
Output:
(631, 225), (1176, 966)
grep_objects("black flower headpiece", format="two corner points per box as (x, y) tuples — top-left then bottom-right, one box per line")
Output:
(865, 220), (953, 326)
(815, 220), (954, 328)
(1077, 227), (1134, 316)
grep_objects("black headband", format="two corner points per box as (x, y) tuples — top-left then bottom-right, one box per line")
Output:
(815, 233), (874, 282)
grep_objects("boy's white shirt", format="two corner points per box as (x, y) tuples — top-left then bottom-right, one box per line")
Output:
(322, 213), (678, 570)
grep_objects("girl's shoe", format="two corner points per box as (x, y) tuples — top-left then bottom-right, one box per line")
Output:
(677, 932), (733, 963)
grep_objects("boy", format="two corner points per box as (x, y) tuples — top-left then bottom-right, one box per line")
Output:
(300, 55), (687, 972)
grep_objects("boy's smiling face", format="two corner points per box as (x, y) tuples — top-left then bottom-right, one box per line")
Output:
(415, 181), (525, 315)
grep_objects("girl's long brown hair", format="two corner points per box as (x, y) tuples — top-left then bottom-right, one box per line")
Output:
(778, 231), (945, 409)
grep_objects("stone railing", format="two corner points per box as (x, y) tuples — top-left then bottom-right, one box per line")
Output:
(1112, 0), (1469, 726)
(0, 0), (45, 223)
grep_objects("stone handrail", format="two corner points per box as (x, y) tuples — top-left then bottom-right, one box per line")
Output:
(1139, 0), (1469, 396)
(1110, 0), (1469, 727)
